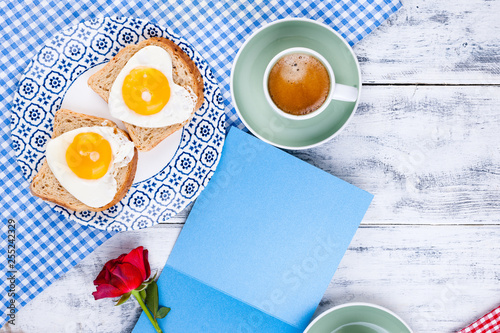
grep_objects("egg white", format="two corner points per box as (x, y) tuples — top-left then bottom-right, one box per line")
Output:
(45, 126), (135, 208)
(107, 46), (198, 128)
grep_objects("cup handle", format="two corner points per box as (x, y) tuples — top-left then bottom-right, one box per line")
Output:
(331, 84), (358, 102)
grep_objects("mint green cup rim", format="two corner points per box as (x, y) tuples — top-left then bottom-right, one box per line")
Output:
(230, 17), (362, 150)
(304, 302), (413, 333)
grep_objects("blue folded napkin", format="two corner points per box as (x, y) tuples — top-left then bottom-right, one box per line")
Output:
(0, 0), (400, 328)
(133, 127), (373, 332)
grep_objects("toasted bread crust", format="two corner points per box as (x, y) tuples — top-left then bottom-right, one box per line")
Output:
(88, 37), (204, 151)
(30, 109), (138, 212)
(123, 119), (190, 151)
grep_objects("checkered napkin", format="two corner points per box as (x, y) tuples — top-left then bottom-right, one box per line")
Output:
(458, 306), (500, 333)
(0, 0), (401, 328)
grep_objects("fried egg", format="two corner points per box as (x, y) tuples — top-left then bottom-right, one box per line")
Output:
(46, 126), (135, 208)
(108, 45), (198, 128)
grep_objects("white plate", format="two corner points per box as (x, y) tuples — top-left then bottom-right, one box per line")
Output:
(11, 17), (226, 231)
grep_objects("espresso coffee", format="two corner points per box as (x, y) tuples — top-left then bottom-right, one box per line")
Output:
(267, 53), (330, 116)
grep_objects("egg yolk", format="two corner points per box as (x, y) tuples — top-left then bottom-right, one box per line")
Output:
(65, 132), (113, 180)
(122, 67), (171, 115)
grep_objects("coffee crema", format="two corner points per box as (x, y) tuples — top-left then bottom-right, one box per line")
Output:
(267, 53), (330, 116)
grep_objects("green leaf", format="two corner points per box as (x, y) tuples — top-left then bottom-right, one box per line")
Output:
(145, 280), (159, 319)
(139, 289), (146, 301)
(115, 292), (131, 306)
(136, 283), (148, 292)
(156, 306), (170, 319)
(143, 271), (158, 285)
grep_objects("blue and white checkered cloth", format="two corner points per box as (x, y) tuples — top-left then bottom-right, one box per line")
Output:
(0, 0), (401, 328)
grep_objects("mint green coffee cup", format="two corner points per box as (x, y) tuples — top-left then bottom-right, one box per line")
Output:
(304, 303), (413, 333)
(231, 18), (361, 149)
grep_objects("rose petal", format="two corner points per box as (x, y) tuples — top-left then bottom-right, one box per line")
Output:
(115, 253), (127, 263)
(143, 249), (151, 279)
(94, 251), (132, 284)
(122, 246), (150, 281)
(109, 262), (144, 293)
(92, 284), (124, 300)
(94, 257), (121, 285)
(94, 267), (108, 286)
(94, 263), (114, 286)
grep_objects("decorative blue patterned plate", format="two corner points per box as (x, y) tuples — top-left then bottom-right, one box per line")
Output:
(10, 17), (226, 231)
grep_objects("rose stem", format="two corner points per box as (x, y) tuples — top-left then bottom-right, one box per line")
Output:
(131, 290), (162, 333)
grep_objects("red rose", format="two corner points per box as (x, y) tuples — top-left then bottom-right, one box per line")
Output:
(92, 246), (151, 300)
(93, 246), (169, 332)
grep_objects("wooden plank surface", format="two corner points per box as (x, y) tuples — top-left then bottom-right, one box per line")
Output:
(3, 224), (499, 333)
(165, 85), (500, 225)
(356, 0), (500, 84)
(298, 85), (500, 225)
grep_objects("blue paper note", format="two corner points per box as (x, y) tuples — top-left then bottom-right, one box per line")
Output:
(133, 127), (373, 332)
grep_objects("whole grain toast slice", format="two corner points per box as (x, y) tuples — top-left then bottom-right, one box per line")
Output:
(30, 109), (138, 212)
(88, 37), (204, 151)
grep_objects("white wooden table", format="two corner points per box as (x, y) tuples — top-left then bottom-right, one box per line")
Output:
(3, 1), (499, 332)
